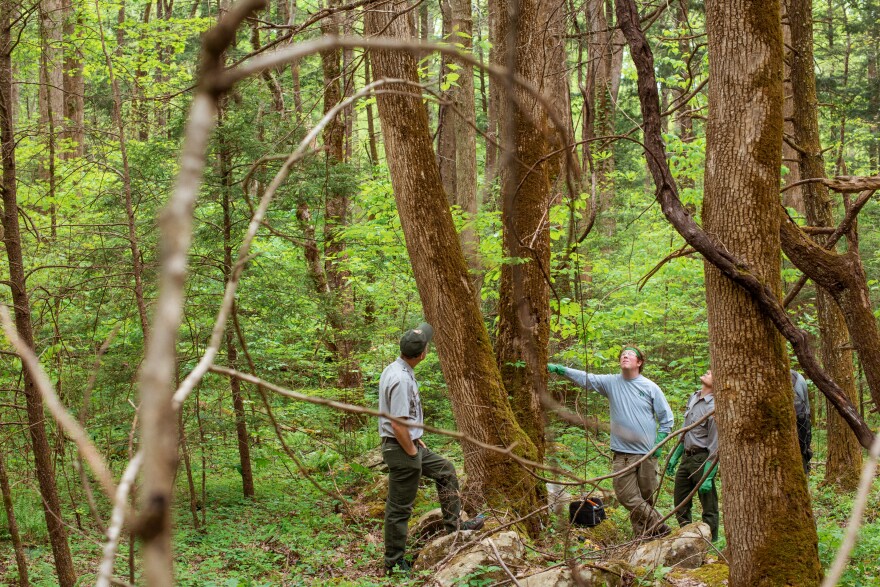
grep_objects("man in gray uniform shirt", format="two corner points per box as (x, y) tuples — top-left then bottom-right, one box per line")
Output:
(549, 346), (674, 537)
(378, 322), (484, 576)
(666, 369), (719, 541)
(791, 369), (812, 474)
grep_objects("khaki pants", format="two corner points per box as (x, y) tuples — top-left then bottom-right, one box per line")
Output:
(612, 451), (664, 535)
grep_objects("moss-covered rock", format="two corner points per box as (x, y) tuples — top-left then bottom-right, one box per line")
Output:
(571, 517), (623, 547)
(667, 562), (729, 586)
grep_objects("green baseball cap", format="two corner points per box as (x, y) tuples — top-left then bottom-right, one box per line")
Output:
(400, 322), (434, 358)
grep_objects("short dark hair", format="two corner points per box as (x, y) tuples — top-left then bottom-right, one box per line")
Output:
(401, 347), (428, 360)
(619, 345), (646, 373)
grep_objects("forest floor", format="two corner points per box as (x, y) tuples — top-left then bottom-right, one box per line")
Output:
(2, 428), (880, 585)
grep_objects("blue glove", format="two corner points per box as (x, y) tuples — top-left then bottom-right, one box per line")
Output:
(548, 363), (566, 375)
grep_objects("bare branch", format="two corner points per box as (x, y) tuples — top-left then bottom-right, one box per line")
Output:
(208, 364), (584, 483)
(781, 173), (880, 194)
(488, 538), (522, 586)
(820, 431), (880, 587)
(172, 79), (400, 409)
(0, 305), (117, 502)
(96, 452), (143, 587)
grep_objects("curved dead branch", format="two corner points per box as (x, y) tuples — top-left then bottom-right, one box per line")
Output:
(614, 0), (873, 449)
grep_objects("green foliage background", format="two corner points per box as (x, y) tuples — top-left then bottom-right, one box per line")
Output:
(0, 0), (878, 585)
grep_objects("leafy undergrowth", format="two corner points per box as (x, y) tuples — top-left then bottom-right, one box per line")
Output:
(2, 425), (880, 586)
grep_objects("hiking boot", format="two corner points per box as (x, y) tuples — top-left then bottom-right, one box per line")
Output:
(647, 522), (671, 538)
(459, 514), (486, 532)
(385, 558), (411, 577)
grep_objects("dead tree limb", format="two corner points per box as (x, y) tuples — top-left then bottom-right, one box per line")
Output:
(134, 2), (269, 585)
(614, 0), (873, 449)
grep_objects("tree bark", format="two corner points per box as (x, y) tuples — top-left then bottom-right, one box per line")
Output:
(494, 0), (552, 465)
(702, 0), (821, 584)
(0, 2), (77, 583)
(437, 0), (456, 199)
(785, 0), (861, 489)
(321, 4), (361, 389)
(219, 119), (255, 497)
(449, 0), (480, 295)
(0, 439), (30, 586)
(61, 0), (83, 156)
(365, 0), (543, 535)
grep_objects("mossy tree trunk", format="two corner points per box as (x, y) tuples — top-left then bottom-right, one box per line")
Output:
(449, 0), (481, 297)
(320, 4), (361, 389)
(786, 0), (862, 489)
(703, 0), (821, 584)
(365, 0), (544, 536)
(494, 0), (552, 466)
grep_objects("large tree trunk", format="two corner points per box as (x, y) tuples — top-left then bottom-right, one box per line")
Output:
(321, 4), (361, 389)
(0, 3), (77, 583)
(614, 0), (871, 450)
(703, 0), (821, 584)
(786, 0), (861, 489)
(365, 0), (543, 535)
(585, 0), (622, 235)
(449, 0), (480, 295)
(494, 0), (552, 465)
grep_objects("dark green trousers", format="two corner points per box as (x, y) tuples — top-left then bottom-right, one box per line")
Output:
(673, 450), (719, 541)
(382, 440), (461, 567)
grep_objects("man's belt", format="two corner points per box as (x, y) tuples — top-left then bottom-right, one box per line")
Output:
(685, 447), (708, 456)
(381, 437), (400, 445)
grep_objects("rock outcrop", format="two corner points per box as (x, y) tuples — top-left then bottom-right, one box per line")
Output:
(627, 522), (712, 570)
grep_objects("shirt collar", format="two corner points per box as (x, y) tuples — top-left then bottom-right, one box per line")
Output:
(395, 356), (414, 374)
(692, 389), (714, 405)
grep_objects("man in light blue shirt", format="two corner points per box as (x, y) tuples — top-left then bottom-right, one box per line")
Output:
(549, 345), (674, 536)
